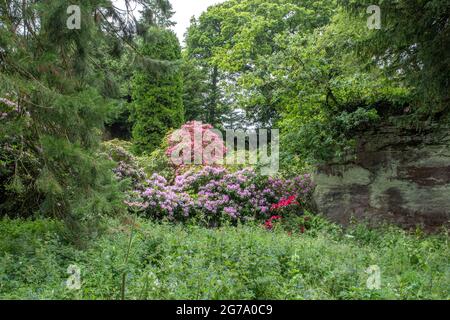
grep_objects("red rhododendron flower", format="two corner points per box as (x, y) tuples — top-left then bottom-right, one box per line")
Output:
(270, 195), (300, 211)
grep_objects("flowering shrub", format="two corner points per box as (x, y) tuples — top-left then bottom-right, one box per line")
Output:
(0, 97), (31, 121)
(264, 194), (316, 235)
(125, 165), (315, 226)
(166, 121), (227, 169)
(267, 175), (314, 203)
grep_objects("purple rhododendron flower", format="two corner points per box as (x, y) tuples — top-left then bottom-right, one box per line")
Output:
(119, 164), (314, 224)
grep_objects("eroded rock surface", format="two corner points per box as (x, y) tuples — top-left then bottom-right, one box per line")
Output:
(313, 122), (450, 231)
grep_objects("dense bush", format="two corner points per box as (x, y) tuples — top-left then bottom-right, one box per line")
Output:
(1, 217), (448, 300)
(125, 165), (314, 226)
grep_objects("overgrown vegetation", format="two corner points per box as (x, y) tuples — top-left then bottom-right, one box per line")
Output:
(0, 217), (448, 300)
(0, 0), (448, 300)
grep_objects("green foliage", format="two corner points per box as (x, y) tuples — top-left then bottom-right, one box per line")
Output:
(340, 0), (450, 116)
(131, 27), (184, 154)
(277, 10), (411, 165)
(0, 218), (64, 255)
(181, 54), (209, 122)
(0, 0), (127, 241)
(184, 0), (446, 166)
(138, 0), (176, 29)
(270, 211), (342, 237)
(0, 217), (448, 299)
(139, 146), (174, 180)
(185, 0), (337, 126)
(184, 9), (231, 126)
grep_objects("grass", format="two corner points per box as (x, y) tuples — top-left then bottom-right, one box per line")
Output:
(0, 216), (449, 300)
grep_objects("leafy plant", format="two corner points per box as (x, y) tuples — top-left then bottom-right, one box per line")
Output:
(1, 217), (448, 300)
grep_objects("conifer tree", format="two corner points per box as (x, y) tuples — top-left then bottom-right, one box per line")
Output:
(131, 26), (184, 154)
(0, 0), (162, 240)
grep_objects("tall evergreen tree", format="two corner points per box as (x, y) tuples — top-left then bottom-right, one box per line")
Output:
(131, 26), (184, 154)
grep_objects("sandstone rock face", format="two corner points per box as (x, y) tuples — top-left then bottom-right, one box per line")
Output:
(313, 122), (450, 231)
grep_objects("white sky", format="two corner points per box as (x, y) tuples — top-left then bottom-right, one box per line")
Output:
(170, 0), (225, 44)
(114, 0), (225, 44)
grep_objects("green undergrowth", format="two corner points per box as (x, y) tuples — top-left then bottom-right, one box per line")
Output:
(0, 216), (448, 300)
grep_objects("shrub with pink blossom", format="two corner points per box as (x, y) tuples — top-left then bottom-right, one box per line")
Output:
(165, 121), (227, 169)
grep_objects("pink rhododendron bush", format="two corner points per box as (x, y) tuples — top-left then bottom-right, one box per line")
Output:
(166, 121), (227, 170)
